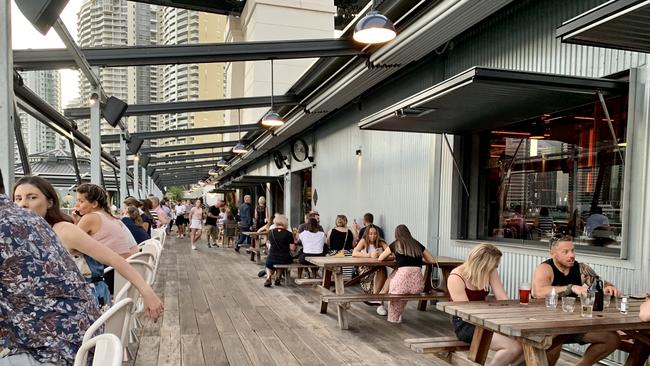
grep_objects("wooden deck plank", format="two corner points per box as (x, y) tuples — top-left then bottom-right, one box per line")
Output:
(133, 236), (582, 366)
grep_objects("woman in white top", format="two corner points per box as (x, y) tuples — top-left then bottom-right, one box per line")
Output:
(297, 218), (326, 278)
(188, 199), (204, 250)
(353, 224), (389, 294)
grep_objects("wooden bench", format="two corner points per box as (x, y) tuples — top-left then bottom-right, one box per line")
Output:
(321, 291), (448, 314)
(405, 336), (470, 362)
(294, 278), (322, 286)
(273, 263), (319, 285)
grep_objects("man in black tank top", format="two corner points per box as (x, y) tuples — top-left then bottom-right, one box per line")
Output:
(532, 235), (622, 365)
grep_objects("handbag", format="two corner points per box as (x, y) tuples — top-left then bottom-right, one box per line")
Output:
(328, 229), (350, 256)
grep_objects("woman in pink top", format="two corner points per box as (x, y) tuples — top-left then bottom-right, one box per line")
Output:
(188, 199), (205, 250)
(73, 184), (138, 259)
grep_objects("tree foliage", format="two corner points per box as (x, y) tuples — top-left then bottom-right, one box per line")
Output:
(165, 186), (185, 202)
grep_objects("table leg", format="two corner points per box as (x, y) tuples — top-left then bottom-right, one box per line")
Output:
(522, 344), (549, 366)
(256, 243), (262, 264)
(320, 268), (332, 314)
(624, 345), (650, 366)
(468, 327), (492, 365)
(418, 264), (433, 311)
(334, 271), (348, 330)
(249, 236), (256, 262)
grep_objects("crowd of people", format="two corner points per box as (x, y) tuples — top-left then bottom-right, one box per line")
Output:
(0, 171), (163, 365)
(2, 173), (649, 365)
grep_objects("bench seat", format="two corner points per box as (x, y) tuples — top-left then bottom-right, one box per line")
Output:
(294, 278), (322, 285)
(273, 263), (320, 285)
(322, 291), (447, 303)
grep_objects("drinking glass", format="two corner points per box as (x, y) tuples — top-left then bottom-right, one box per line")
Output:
(519, 283), (531, 305)
(615, 296), (624, 310)
(603, 294), (611, 308)
(561, 297), (576, 313)
(580, 292), (595, 318)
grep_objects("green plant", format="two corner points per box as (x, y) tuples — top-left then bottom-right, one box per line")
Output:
(165, 186), (185, 202)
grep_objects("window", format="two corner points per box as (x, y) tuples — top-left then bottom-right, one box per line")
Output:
(458, 96), (628, 255)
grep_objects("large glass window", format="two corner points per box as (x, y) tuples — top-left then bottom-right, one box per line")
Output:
(478, 96), (628, 254)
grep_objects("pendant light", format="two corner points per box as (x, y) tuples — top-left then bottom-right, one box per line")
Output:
(353, 0), (396, 44)
(262, 59), (284, 127)
(233, 109), (248, 154)
(216, 159), (228, 167)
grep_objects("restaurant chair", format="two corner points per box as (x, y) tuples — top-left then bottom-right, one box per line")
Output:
(223, 223), (238, 248)
(82, 298), (134, 362)
(74, 333), (123, 366)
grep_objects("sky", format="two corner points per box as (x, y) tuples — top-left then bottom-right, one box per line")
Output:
(11, 0), (84, 107)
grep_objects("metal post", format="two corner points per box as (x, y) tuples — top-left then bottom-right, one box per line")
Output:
(133, 157), (139, 198)
(119, 134), (128, 202)
(90, 89), (101, 184)
(0, 1), (14, 190)
(14, 103), (30, 176)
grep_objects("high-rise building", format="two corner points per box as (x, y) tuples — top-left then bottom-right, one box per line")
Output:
(159, 8), (226, 156)
(76, 0), (159, 151)
(15, 70), (62, 162)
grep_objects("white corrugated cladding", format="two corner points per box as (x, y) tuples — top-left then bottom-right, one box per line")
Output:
(312, 121), (434, 245)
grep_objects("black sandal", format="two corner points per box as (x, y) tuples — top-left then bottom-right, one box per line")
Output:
(264, 278), (272, 287)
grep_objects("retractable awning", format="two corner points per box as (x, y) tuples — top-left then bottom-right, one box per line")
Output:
(556, 0), (650, 53)
(359, 67), (628, 134)
(218, 175), (282, 190)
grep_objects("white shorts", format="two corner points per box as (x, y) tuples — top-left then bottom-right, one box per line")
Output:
(190, 219), (202, 230)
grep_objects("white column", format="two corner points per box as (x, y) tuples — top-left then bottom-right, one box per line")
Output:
(89, 90), (101, 184)
(0, 1), (14, 190)
(119, 135), (128, 202)
(133, 157), (139, 198)
(141, 167), (146, 197)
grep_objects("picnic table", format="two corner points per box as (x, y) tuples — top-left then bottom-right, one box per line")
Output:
(242, 231), (268, 264)
(307, 256), (464, 329)
(436, 298), (650, 365)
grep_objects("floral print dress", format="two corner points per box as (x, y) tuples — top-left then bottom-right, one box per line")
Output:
(0, 195), (100, 365)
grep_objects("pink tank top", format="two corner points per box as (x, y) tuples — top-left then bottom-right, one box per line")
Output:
(90, 211), (135, 256)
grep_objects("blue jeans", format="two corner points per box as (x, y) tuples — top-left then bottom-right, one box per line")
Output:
(236, 230), (251, 247)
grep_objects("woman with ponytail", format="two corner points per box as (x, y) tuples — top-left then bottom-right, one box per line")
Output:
(73, 183), (138, 259)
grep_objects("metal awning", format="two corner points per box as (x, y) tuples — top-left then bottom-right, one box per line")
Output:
(130, 0), (245, 15)
(359, 67), (628, 134)
(556, 0), (650, 53)
(218, 175), (281, 189)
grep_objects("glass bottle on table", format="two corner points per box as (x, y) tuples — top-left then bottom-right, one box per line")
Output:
(591, 276), (604, 311)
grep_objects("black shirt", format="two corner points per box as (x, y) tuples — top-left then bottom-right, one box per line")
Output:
(121, 217), (150, 244)
(359, 225), (385, 240)
(267, 228), (294, 261)
(389, 242), (426, 268)
(544, 258), (582, 287)
(329, 229), (354, 251)
(205, 206), (219, 226)
(141, 213), (153, 235)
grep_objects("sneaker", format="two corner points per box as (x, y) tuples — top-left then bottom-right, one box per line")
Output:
(234, 246), (240, 253)
(264, 278), (272, 287)
(191, 245), (197, 250)
(274, 278), (281, 286)
(376, 305), (387, 316)
(207, 243), (212, 248)
(364, 301), (382, 306)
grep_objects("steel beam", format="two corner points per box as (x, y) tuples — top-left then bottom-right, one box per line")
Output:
(149, 152), (229, 164)
(90, 87), (101, 184)
(101, 123), (259, 143)
(148, 160), (221, 172)
(65, 95), (299, 119)
(152, 165), (214, 175)
(119, 135), (128, 205)
(138, 140), (239, 155)
(52, 19), (101, 89)
(0, 1), (13, 189)
(145, 158), (222, 169)
(14, 39), (363, 70)
(133, 158), (139, 199)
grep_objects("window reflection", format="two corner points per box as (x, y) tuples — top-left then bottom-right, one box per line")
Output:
(480, 96), (627, 253)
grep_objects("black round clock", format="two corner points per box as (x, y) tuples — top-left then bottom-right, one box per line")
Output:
(272, 151), (285, 169)
(291, 139), (309, 162)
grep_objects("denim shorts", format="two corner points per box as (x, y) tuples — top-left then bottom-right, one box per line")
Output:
(452, 316), (475, 343)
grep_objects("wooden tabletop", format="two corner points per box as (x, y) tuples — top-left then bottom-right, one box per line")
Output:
(241, 231), (268, 236)
(307, 255), (464, 268)
(437, 298), (649, 338)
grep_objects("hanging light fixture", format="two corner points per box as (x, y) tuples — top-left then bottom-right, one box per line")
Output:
(233, 109), (248, 154)
(529, 121), (546, 140)
(262, 59), (285, 127)
(353, 0), (396, 44)
(208, 168), (218, 176)
(217, 159), (228, 167)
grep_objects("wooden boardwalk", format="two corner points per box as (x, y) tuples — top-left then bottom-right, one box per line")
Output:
(130, 236), (582, 366)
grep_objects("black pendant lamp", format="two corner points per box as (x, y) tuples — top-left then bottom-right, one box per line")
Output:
(262, 59), (284, 127)
(353, 0), (396, 44)
(233, 109), (248, 154)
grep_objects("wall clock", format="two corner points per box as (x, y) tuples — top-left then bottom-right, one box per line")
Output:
(291, 139), (309, 162)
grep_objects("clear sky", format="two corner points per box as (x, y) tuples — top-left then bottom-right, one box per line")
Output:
(11, 0), (83, 107)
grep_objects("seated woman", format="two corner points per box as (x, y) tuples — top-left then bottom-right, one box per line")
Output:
(448, 244), (522, 366)
(73, 183), (139, 259)
(12, 176), (163, 318)
(641, 296), (650, 322)
(298, 218), (326, 278)
(377, 224), (435, 323)
(353, 224), (389, 296)
(122, 205), (150, 244)
(263, 214), (295, 287)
